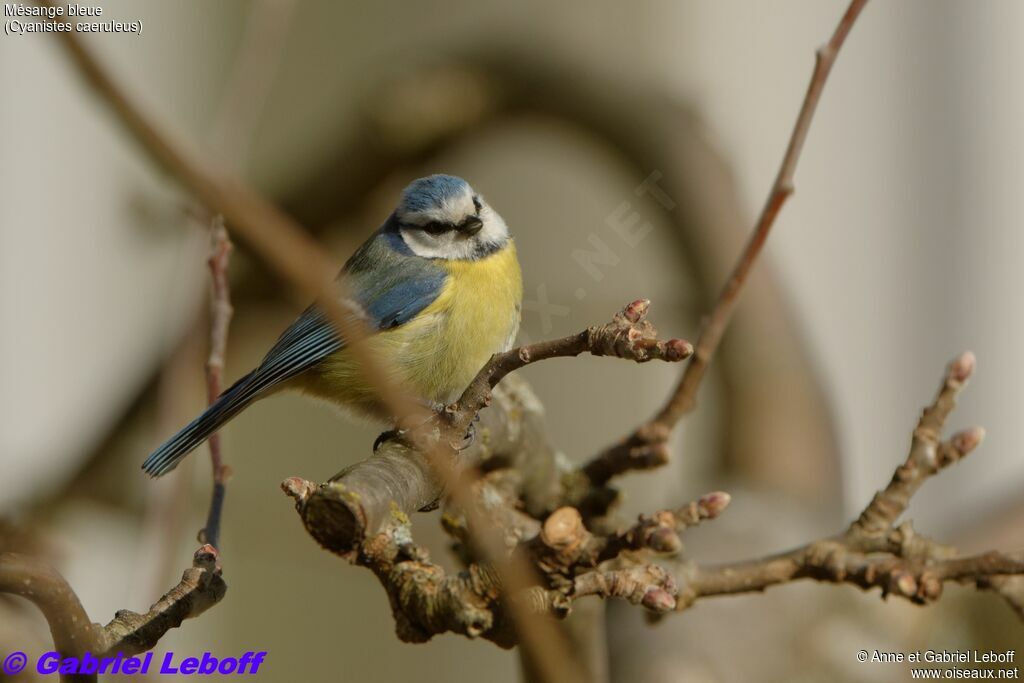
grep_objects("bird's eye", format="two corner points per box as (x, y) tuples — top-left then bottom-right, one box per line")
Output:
(472, 196), (482, 213)
(422, 222), (449, 236)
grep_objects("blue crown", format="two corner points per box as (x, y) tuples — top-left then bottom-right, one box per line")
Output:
(399, 175), (470, 213)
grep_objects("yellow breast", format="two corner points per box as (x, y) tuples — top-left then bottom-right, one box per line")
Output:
(303, 242), (522, 416)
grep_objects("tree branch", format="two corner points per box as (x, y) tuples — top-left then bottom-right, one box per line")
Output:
(667, 353), (1024, 617)
(284, 301), (689, 554)
(287, 348), (1024, 649)
(584, 0), (870, 487)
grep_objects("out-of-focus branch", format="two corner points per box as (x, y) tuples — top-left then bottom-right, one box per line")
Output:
(208, 0), (298, 169)
(584, 0), (869, 488)
(38, 9), (596, 681)
(200, 219), (234, 550)
(0, 546), (226, 682)
(37, 0), (423, 427)
(0, 553), (97, 682)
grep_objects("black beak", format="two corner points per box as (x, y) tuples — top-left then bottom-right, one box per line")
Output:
(461, 216), (484, 236)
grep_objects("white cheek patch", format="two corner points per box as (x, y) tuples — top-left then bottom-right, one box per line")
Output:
(476, 205), (508, 245)
(398, 191), (511, 261)
(399, 228), (474, 260)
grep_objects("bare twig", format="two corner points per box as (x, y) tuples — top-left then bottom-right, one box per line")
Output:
(138, 0), (293, 601)
(451, 299), (691, 432)
(585, 0), (870, 485)
(200, 218), (234, 550)
(667, 353), (1024, 617)
(97, 545), (227, 655)
(851, 352), (977, 535)
(677, 540), (1024, 609)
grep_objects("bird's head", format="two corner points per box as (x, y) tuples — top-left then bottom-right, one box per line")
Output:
(394, 175), (509, 260)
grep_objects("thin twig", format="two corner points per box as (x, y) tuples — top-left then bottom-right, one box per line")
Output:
(852, 352), (977, 535)
(451, 299), (691, 432)
(97, 545), (227, 655)
(143, 0), (294, 600)
(585, 0), (870, 484)
(200, 218), (234, 550)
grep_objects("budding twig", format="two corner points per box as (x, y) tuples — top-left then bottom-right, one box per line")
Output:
(666, 353), (1024, 617)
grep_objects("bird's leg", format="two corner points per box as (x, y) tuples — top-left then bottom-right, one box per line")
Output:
(372, 429), (400, 452)
(456, 419), (476, 451)
(432, 401), (478, 451)
(371, 401), (476, 452)
(373, 400), (450, 452)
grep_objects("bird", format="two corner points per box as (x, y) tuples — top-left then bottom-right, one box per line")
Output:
(142, 174), (522, 477)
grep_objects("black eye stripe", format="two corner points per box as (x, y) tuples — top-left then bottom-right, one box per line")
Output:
(422, 221), (452, 235)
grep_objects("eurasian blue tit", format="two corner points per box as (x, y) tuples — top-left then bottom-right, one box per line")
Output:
(143, 174), (522, 477)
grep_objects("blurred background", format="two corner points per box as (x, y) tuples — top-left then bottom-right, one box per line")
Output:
(2, 1), (1022, 681)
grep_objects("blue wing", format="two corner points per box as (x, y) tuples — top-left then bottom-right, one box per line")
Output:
(142, 227), (447, 476)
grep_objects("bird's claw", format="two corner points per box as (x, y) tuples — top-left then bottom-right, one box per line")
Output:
(373, 428), (401, 452)
(374, 402), (475, 452)
(453, 421), (476, 451)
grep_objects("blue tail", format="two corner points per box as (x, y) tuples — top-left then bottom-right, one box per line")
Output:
(142, 370), (261, 477)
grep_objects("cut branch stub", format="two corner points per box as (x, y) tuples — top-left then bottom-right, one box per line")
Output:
(283, 300), (691, 555)
(283, 443), (437, 556)
(283, 380), (542, 554)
